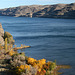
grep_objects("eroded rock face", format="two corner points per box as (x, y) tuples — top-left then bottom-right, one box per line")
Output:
(0, 23), (4, 45)
(0, 23), (15, 45)
(0, 23), (4, 36)
(0, 36), (4, 45)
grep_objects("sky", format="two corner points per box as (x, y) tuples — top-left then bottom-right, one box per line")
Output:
(0, 0), (75, 9)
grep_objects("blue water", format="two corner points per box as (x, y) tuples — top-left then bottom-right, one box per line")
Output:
(0, 16), (75, 75)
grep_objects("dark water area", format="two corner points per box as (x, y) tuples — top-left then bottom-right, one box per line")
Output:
(0, 16), (75, 75)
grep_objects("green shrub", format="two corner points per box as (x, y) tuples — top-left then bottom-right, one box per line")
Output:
(50, 62), (56, 71)
(5, 38), (8, 51)
(4, 31), (12, 39)
(4, 31), (15, 44)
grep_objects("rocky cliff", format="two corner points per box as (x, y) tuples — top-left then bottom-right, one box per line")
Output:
(0, 23), (15, 45)
(0, 23), (4, 45)
(0, 3), (75, 19)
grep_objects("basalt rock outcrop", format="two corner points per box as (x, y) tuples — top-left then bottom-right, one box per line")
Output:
(0, 3), (75, 19)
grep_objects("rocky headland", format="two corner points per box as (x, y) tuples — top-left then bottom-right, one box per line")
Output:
(0, 24), (70, 75)
(0, 3), (75, 19)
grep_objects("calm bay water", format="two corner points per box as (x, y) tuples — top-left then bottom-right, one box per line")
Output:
(0, 16), (75, 75)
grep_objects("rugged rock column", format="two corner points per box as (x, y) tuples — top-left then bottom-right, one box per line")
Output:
(0, 23), (4, 45)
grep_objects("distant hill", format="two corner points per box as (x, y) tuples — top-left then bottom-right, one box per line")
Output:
(0, 3), (75, 19)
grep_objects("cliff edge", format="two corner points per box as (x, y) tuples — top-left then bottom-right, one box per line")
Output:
(0, 23), (4, 45)
(0, 23), (15, 45)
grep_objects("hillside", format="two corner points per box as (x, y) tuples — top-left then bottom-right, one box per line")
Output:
(0, 3), (75, 19)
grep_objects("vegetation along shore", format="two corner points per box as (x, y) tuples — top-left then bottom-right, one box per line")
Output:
(0, 23), (70, 75)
